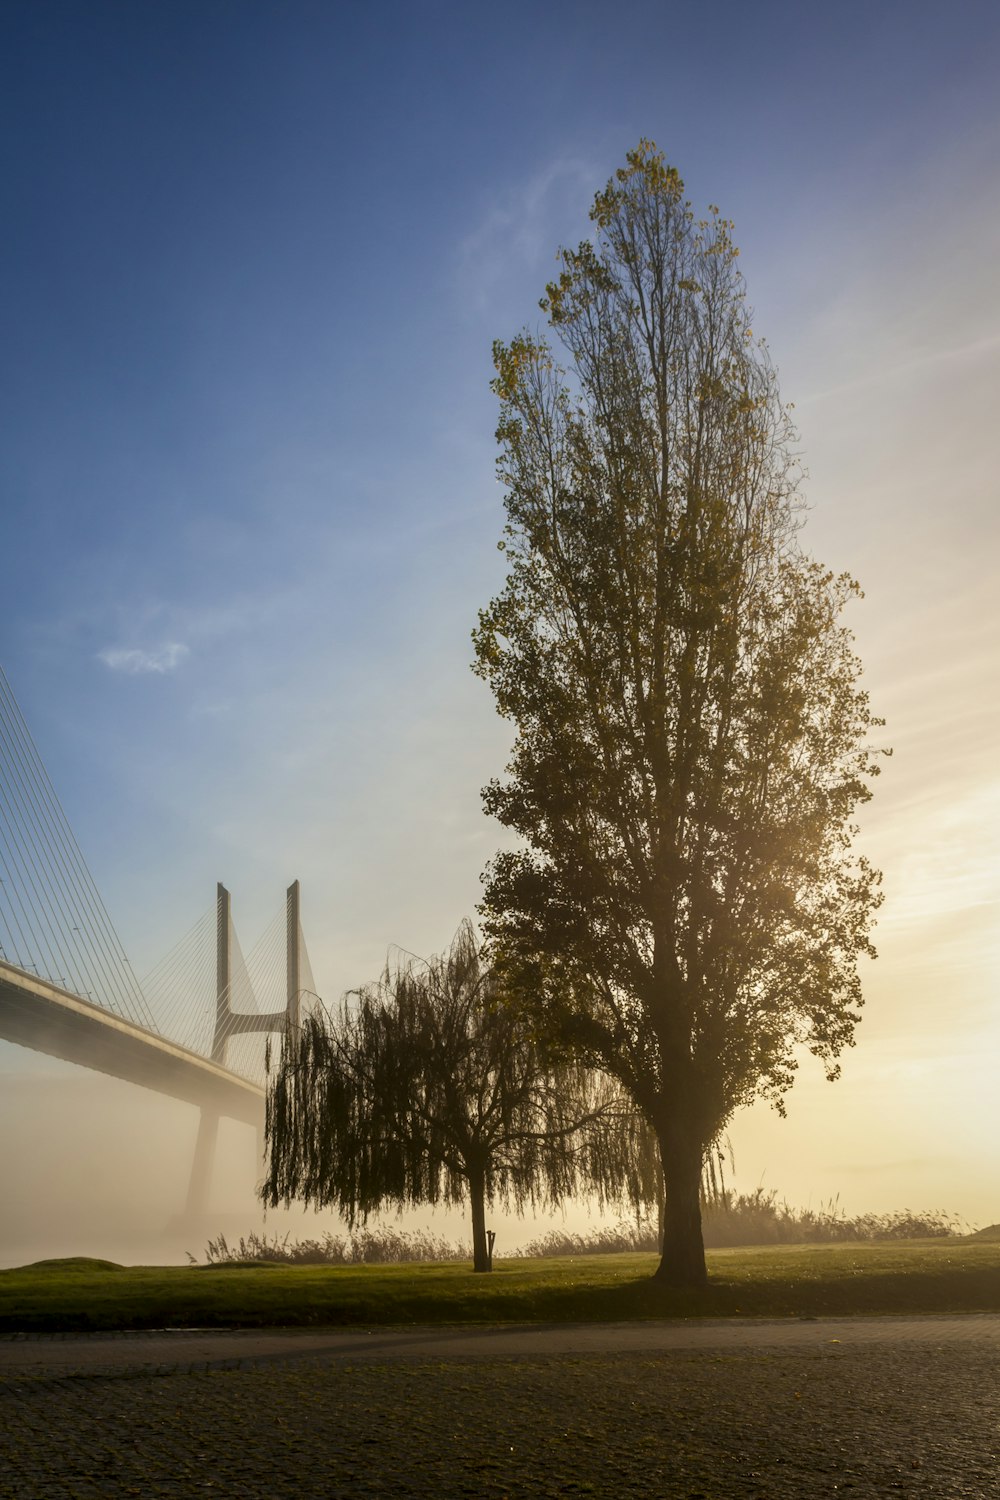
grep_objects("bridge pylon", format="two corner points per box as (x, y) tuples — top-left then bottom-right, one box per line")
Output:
(184, 881), (302, 1222)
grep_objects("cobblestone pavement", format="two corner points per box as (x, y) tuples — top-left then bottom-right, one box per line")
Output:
(1, 1320), (998, 1497)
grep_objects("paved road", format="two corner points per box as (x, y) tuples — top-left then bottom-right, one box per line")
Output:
(2, 1318), (998, 1497)
(2, 1313), (999, 1374)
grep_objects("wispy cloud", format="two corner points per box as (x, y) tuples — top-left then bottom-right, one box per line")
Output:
(455, 152), (598, 314)
(98, 643), (190, 675)
(797, 328), (1000, 410)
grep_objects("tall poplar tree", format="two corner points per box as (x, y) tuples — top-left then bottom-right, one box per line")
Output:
(472, 142), (886, 1289)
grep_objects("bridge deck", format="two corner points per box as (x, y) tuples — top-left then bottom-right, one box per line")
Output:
(0, 960), (264, 1125)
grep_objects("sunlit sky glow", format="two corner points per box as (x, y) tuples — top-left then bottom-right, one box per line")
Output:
(1, 0), (998, 1251)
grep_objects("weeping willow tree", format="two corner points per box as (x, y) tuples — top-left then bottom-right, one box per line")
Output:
(262, 920), (656, 1271)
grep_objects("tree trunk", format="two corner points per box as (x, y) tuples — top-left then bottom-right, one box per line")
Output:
(653, 1120), (708, 1289)
(468, 1168), (492, 1273)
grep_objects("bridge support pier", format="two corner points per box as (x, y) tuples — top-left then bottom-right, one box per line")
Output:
(185, 1109), (220, 1220)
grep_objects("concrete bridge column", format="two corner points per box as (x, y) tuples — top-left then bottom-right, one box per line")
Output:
(182, 881), (301, 1224)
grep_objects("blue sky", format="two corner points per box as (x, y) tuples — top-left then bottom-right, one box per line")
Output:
(2, 0), (999, 1244)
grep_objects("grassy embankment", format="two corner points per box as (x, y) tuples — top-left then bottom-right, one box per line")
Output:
(2, 1239), (999, 1333)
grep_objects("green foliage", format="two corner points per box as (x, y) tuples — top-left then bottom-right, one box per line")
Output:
(262, 921), (657, 1270)
(473, 141), (887, 1287)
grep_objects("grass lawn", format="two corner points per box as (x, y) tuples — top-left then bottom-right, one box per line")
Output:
(1, 1240), (998, 1333)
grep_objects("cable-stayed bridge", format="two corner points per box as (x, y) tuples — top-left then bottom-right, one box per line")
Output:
(0, 667), (322, 1215)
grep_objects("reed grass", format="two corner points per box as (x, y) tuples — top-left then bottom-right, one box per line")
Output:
(196, 1194), (964, 1269)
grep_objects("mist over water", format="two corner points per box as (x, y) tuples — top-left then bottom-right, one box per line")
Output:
(0, 1055), (345, 1268)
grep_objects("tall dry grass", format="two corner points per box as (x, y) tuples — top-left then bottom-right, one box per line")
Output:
(199, 1192), (963, 1266)
(196, 1227), (469, 1266)
(518, 1192), (963, 1257)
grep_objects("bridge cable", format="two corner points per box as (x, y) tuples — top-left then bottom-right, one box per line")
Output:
(0, 693), (151, 1027)
(0, 700), (99, 1003)
(0, 670), (156, 1028)
(141, 905), (216, 1050)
